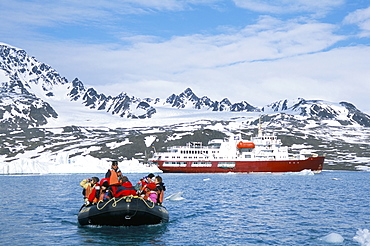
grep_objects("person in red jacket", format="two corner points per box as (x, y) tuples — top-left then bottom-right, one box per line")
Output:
(87, 182), (101, 204)
(111, 176), (137, 197)
(137, 173), (155, 195)
(87, 178), (110, 204)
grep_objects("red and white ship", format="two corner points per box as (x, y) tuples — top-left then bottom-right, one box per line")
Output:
(149, 127), (324, 173)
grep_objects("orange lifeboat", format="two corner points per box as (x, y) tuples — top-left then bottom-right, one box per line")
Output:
(237, 141), (255, 149)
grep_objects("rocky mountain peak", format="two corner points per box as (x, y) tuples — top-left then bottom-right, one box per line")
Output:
(0, 44), (68, 97)
(165, 87), (259, 112)
(263, 98), (370, 127)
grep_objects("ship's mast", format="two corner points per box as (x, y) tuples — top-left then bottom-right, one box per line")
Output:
(258, 116), (263, 137)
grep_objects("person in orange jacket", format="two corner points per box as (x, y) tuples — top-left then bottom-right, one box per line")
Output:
(105, 160), (123, 186)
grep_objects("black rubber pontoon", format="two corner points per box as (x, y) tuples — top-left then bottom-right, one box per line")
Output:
(78, 196), (169, 226)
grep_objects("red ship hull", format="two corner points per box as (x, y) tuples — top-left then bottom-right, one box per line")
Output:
(155, 156), (324, 173)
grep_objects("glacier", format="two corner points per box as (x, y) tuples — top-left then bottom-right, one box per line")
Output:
(0, 152), (161, 174)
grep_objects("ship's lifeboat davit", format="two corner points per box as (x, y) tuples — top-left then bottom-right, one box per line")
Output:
(237, 141), (255, 149)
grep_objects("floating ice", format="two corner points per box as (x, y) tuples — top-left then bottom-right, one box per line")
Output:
(283, 169), (314, 176)
(298, 169), (315, 175)
(0, 153), (161, 174)
(320, 232), (344, 243)
(353, 228), (370, 246)
(355, 165), (370, 172)
(165, 191), (185, 201)
(203, 178), (211, 181)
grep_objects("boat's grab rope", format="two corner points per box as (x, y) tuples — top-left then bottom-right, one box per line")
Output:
(96, 196), (155, 210)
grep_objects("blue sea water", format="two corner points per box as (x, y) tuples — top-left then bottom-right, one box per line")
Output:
(1, 171), (369, 246)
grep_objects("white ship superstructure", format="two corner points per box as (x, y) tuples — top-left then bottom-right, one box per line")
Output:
(149, 126), (324, 173)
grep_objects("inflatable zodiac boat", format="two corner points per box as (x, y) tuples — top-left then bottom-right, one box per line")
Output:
(78, 196), (169, 226)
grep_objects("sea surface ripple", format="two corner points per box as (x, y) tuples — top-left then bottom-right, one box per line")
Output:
(1, 171), (369, 245)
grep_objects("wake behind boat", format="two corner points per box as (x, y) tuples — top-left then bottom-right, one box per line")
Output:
(149, 126), (324, 173)
(78, 196), (169, 226)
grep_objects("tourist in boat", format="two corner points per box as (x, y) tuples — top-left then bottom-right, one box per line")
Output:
(136, 173), (155, 195)
(134, 177), (145, 192)
(138, 173), (155, 195)
(155, 175), (166, 205)
(87, 179), (112, 204)
(85, 182), (102, 205)
(80, 177), (99, 202)
(147, 173), (155, 181)
(111, 176), (137, 197)
(105, 160), (123, 186)
(98, 181), (112, 202)
(143, 182), (158, 203)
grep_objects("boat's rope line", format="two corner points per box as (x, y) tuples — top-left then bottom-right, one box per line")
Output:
(96, 196), (155, 210)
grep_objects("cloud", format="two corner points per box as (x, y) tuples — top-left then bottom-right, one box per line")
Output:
(36, 16), (343, 83)
(233, 0), (344, 14)
(24, 16), (355, 109)
(344, 6), (370, 37)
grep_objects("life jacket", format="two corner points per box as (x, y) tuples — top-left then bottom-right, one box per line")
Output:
(88, 185), (100, 203)
(99, 190), (112, 201)
(84, 183), (94, 199)
(111, 181), (137, 197)
(108, 170), (120, 186)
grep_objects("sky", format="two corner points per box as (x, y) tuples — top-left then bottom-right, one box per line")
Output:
(1, 0), (370, 113)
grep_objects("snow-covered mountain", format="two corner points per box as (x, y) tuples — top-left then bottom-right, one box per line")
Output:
(262, 98), (370, 127)
(165, 87), (259, 112)
(2, 43), (370, 128)
(1, 43), (370, 173)
(0, 44), (157, 128)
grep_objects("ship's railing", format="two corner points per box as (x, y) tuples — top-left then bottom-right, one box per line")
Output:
(167, 145), (220, 151)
